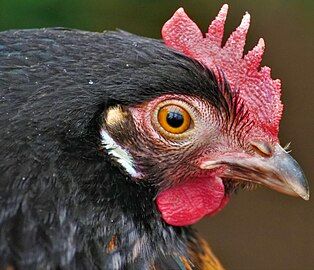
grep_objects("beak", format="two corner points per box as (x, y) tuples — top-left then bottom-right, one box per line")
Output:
(201, 144), (309, 200)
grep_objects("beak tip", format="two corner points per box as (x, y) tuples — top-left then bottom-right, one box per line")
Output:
(292, 178), (310, 201)
(290, 183), (310, 201)
(294, 183), (310, 200)
(302, 192), (310, 201)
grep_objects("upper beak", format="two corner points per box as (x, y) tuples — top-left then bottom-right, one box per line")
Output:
(201, 144), (309, 200)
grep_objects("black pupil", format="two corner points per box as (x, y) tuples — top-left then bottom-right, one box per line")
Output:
(166, 111), (184, 128)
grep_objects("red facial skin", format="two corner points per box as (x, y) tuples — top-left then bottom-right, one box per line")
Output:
(128, 94), (265, 227)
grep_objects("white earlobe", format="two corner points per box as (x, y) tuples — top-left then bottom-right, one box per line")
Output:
(100, 129), (141, 178)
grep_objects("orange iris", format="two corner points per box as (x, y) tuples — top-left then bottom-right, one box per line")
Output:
(157, 105), (191, 134)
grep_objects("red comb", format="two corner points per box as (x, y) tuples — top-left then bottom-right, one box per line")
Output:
(162, 4), (283, 138)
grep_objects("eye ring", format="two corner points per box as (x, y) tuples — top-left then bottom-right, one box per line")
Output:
(152, 100), (196, 140)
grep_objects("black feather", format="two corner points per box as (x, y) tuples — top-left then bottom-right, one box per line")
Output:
(0, 29), (230, 269)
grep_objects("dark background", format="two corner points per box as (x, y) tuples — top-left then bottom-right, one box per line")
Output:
(0, 0), (313, 269)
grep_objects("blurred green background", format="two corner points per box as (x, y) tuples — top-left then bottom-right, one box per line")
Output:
(0, 0), (313, 269)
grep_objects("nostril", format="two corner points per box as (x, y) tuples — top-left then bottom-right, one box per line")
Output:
(250, 141), (273, 157)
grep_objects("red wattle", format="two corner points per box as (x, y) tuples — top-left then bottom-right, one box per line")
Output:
(156, 175), (228, 226)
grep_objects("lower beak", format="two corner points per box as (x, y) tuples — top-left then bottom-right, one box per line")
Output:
(201, 144), (309, 200)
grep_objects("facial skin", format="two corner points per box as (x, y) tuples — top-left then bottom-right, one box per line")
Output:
(104, 94), (234, 186)
(102, 92), (309, 226)
(127, 94), (251, 184)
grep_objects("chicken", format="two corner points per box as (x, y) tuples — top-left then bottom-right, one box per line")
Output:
(0, 4), (309, 270)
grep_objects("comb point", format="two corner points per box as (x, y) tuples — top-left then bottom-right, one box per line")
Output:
(245, 38), (265, 70)
(162, 7), (203, 52)
(174, 7), (186, 16)
(224, 12), (251, 58)
(221, 4), (229, 13)
(240, 12), (251, 30)
(258, 37), (265, 48)
(207, 4), (229, 47)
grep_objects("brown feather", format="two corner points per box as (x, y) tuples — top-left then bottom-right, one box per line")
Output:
(188, 235), (225, 270)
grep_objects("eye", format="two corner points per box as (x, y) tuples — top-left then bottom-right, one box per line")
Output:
(157, 104), (191, 134)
